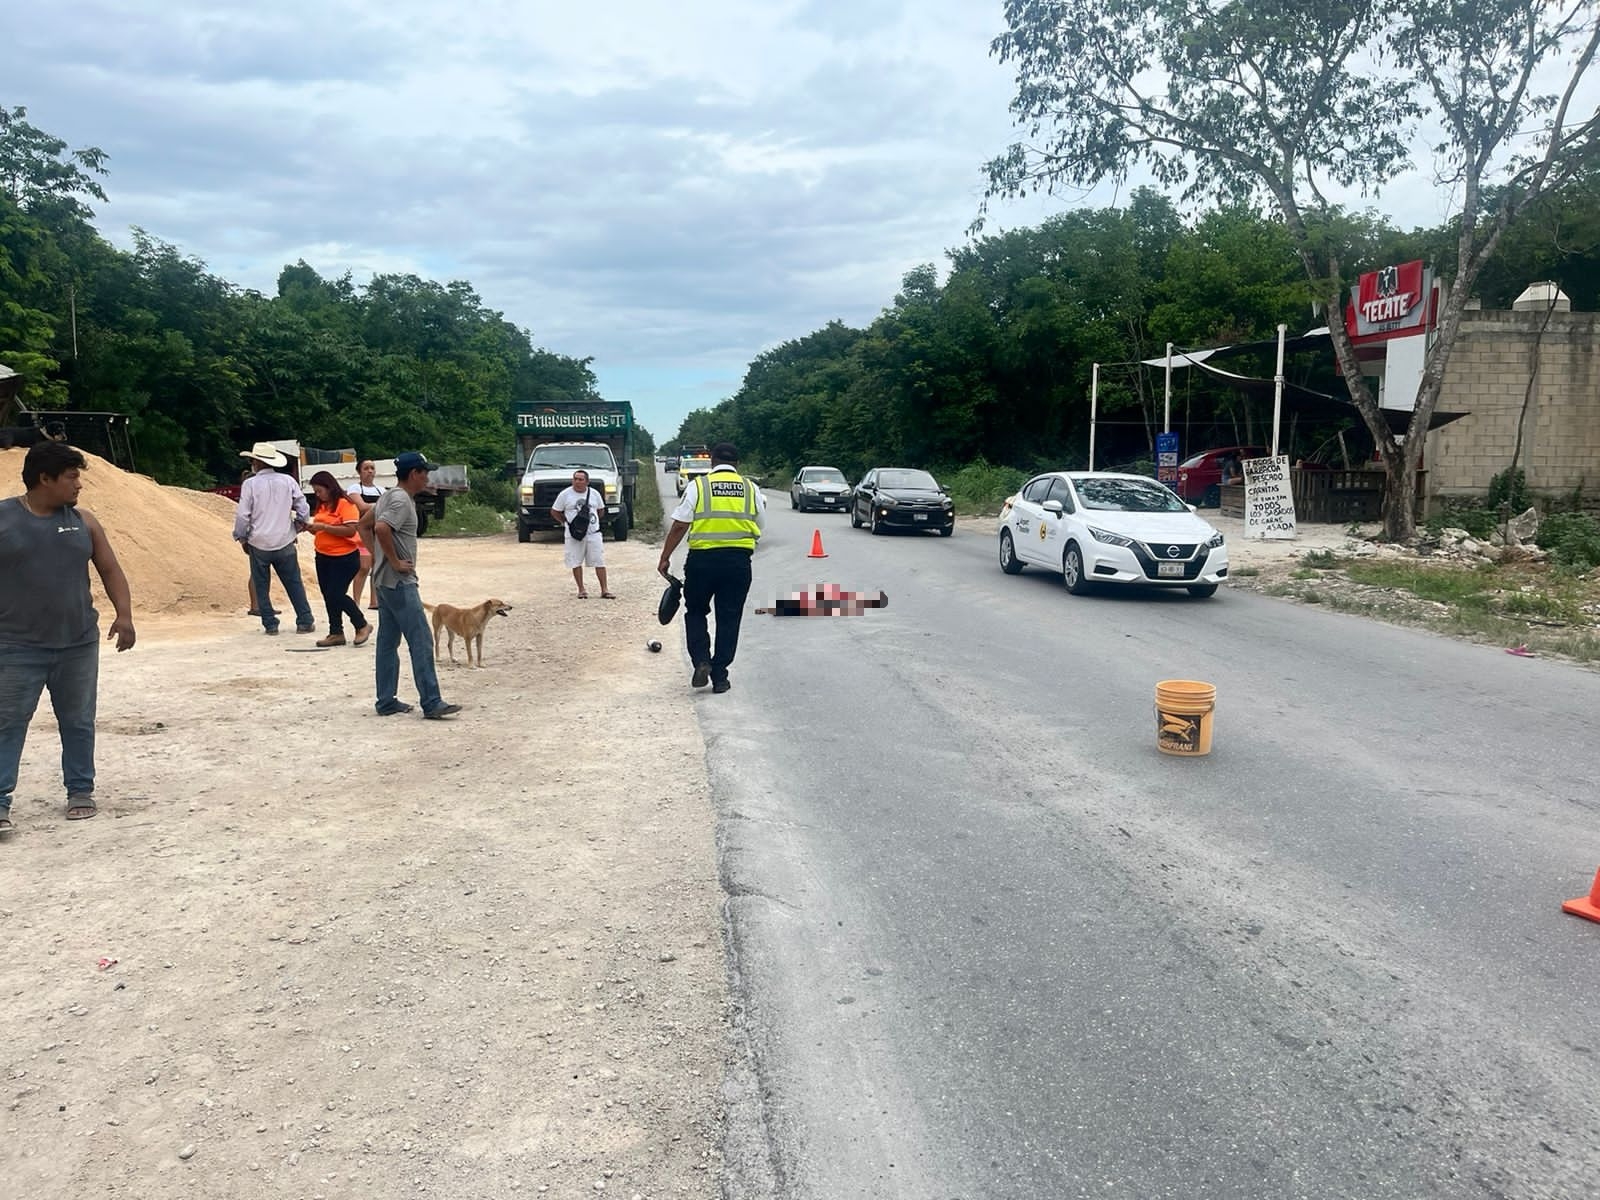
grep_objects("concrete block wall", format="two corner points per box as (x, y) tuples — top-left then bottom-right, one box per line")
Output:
(1425, 310), (1600, 504)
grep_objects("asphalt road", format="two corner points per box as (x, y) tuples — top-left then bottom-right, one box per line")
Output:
(655, 466), (1600, 1200)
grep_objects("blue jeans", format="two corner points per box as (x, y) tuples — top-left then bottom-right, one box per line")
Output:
(374, 584), (443, 714)
(0, 641), (99, 812)
(249, 543), (315, 632)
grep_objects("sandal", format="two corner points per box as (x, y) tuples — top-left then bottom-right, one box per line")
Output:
(66, 796), (97, 821)
(576, 592), (589, 599)
(0, 815), (14, 835)
(600, 592), (617, 599)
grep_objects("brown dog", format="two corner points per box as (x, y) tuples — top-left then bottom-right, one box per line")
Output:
(425, 598), (512, 667)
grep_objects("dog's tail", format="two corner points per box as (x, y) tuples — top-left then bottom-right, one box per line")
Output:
(422, 603), (434, 613)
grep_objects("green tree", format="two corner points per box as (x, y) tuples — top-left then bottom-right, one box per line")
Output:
(0, 105), (108, 218)
(0, 105), (110, 409)
(0, 197), (67, 407)
(1461, 170), (1600, 310)
(949, 198), (1176, 460)
(985, 0), (1600, 538)
(0, 110), (622, 486)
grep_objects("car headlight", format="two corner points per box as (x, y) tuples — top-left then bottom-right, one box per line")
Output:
(942, 499), (953, 509)
(1088, 526), (1134, 547)
(519, 486), (533, 499)
(879, 495), (898, 507)
(1206, 531), (1225, 548)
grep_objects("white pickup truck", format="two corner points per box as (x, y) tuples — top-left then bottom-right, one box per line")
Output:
(516, 441), (630, 542)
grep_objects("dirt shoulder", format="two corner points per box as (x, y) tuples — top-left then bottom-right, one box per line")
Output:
(1210, 516), (1600, 664)
(1, 533), (727, 1198)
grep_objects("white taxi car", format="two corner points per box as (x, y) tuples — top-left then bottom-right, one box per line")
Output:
(997, 471), (1228, 598)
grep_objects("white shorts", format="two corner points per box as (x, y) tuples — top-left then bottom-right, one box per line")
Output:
(564, 533), (605, 569)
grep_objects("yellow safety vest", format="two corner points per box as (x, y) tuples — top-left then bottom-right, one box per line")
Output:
(687, 468), (761, 551)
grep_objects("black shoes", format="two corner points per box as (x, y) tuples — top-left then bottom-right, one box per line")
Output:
(376, 702), (459, 719)
(691, 662), (711, 688)
(712, 679), (731, 694)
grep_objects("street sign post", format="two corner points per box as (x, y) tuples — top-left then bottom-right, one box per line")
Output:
(1156, 432), (1180, 485)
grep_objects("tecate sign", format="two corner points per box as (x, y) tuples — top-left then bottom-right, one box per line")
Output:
(1351, 260), (1431, 338)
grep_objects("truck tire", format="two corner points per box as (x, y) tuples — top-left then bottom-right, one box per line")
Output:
(517, 521), (532, 544)
(415, 501), (430, 537)
(613, 510), (629, 542)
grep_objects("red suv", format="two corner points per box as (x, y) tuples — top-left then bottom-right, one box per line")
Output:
(1176, 445), (1266, 506)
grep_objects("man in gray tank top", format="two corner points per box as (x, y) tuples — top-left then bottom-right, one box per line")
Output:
(0, 442), (136, 835)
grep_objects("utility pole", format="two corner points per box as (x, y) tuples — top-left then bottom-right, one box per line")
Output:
(1088, 363), (1099, 471)
(1271, 323), (1286, 457)
(1163, 342), (1173, 434)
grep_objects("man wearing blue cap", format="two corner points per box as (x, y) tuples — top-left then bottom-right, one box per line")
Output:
(367, 452), (460, 719)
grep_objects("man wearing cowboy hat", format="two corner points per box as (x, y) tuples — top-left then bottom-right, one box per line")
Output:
(232, 440), (315, 636)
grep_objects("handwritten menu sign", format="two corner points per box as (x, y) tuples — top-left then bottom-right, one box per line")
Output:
(1242, 455), (1297, 539)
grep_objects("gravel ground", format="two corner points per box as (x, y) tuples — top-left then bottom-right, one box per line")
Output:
(1, 532), (728, 1200)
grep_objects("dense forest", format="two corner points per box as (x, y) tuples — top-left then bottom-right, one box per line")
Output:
(667, 182), (1600, 482)
(5, 104), (1598, 494)
(0, 105), (617, 487)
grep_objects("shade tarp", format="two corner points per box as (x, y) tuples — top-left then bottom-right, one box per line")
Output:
(1140, 333), (1466, 432)
(1140, 329), (1334, 369)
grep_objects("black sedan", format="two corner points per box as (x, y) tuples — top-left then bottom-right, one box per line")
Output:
(849, 468), (955, 536)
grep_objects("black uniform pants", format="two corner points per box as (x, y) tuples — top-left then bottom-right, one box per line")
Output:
(683, 548), (752, 682)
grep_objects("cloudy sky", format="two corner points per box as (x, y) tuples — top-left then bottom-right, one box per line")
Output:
(9, 1), (1468, 441)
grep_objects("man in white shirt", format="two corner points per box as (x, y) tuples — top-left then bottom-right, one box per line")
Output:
(549, 469), (613, 599)
(232, 441), (315, 635)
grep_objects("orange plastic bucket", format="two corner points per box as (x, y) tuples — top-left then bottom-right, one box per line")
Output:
(1155, 679), (1216, 757)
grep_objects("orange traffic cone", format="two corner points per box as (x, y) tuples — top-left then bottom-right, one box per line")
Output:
(807, 529), (827, 558)
(1562, 868), (1600, 924)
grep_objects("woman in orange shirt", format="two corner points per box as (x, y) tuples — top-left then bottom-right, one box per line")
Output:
(305, 471), (372, 648)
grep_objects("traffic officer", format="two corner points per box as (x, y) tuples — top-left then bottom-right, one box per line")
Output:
(657, 441), (765, 694)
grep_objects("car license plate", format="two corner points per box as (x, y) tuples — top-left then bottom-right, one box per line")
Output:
(1158, 562), (1184, 577)
(913, 512), (928, 521)
(823, 498), (835, 505)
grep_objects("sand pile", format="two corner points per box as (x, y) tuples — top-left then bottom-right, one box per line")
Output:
(1, 448), (316, 618)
